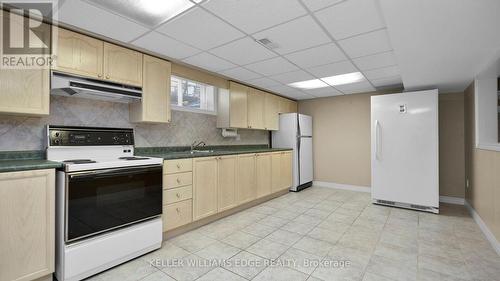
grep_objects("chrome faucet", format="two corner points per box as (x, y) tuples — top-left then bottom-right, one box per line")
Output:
(190, 141), (206, 151)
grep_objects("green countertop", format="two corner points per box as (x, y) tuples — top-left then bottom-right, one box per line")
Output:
(0, 150), (63, 173)
(136, 147), (293, 160)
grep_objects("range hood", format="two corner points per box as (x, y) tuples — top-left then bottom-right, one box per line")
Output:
(51, 72), (142, 103)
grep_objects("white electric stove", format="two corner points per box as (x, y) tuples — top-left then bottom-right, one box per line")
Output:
(46, 126), (163, 281)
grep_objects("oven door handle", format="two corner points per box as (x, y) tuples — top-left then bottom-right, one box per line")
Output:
(68, 165), (162, 180)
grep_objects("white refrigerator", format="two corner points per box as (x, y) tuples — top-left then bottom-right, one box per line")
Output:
(272, 113), (313, 192)
(371, 89), (439, 213)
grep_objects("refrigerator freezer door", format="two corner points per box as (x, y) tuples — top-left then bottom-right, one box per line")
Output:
(371, 90), (439, 209)
(298, 137), (313, 185)
(298, 114), (313, 137)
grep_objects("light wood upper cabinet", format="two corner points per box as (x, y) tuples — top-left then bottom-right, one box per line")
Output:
(103, 43), (143, 87)
(247, 89), (265, 129)
(271, 152), (282, 193)
(281, 151), (293, 190)
(0, 169), (55, 281)
(130, 55), (171, 123)
(256, 153), (272, 198)
(237, 154), (257, 204)
(0, 13), (50, 116)
(54, 28), (104, 79)
(193, 157), (218, 221)
(264, 93), (280, 130)
(229, 82), (248, 128)
(217, 155), (238, 212)
(279, 97), (298, 113)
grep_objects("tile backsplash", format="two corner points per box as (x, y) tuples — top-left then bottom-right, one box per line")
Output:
(0, 96), (269, 151)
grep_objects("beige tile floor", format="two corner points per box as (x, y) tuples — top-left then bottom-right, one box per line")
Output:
(86, 186), (500, 281)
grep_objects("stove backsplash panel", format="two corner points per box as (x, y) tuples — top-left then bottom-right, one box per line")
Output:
(0, 96), (269, 151)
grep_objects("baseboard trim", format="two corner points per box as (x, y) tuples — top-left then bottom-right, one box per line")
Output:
(313, 181), (371, 193)
(465, 200), (500, 256)
(439, 196), (465, 205)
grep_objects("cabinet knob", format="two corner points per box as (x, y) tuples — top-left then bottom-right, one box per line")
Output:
(176, 193), (180, 198)
(176, 208), (180, 212)
(97, 74), (102, 78)
(177, 164), (181, 169)
(105, 75), (110, 79)
(176, 178), (181, 183)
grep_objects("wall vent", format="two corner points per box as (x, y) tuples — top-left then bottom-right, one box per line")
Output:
(256, 38), (279, 50)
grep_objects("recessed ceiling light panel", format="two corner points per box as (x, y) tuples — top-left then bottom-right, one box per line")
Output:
(87, 0), (194, 27)
(288, 79), (329, 89)
(321, 72), (365, 86)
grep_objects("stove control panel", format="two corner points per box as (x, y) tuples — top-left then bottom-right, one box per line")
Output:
(48, 126), (134, 146)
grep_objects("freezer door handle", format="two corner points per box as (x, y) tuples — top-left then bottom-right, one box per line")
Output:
(375, 120), (381, 160)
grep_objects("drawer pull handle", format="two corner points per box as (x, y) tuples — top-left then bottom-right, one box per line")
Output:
(176, 178), (181, 183)
(176, 193), (180, 198)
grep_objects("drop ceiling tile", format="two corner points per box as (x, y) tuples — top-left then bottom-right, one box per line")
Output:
(315, 0), (385, 40)
(265, 84), (299, 94)
(307, 60), (358, 78)
(338, 29), (392, 58)
(58, 0), (149, 42)
(203, 0), (307, 33)
(209, 37), (276, 65)
(302, 87), (342, 97)
(270, 70), (315, 84)
(132, 32), (200, 59)
(352, 51), (397, 71)
(284, 43), (347, 68)
(220, 67), (262, 81)
(335, 80), (375, 94)
(182, 52), (236, 72)
(156, 7), (244, 50)
(370, 75), (403, 87)
(302, 0), (345, 11)
(245, 57), (299, 76)
(253, 16), (331, 54)
(284, 91), (315, 100)
(363, 65), (400, 80)
(245, 77), (281, 89)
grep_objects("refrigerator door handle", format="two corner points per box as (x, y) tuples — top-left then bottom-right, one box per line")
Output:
(375, 120), (381, 160)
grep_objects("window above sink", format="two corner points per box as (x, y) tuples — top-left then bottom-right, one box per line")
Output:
(171, 75), (217, 115)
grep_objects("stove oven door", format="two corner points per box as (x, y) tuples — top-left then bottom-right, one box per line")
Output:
(65, 165), (162, 243)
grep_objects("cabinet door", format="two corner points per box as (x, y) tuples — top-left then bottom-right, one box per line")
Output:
(217, 155), (238, 212)
(54, 28), (103, 79)
(237, 154), (257, 204)
(103, 42), (143, 86)
(0, 169), (55, 281)
(0, 13), (50, 116)
(280, 152), (293, 190)
(279, 98), (297, 114)
(256, 153), (272, 198)
(229, 81), (248, 128)
(288, 100), (298, 113)
(247, 89), (265, 129)
(130, 55), (171, 123)
(271, 152), (282, 193)
(264, 93), (280, 130)
(193, 157), (218, 220)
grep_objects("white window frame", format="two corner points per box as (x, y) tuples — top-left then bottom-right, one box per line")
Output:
(170, 75), (218, 115)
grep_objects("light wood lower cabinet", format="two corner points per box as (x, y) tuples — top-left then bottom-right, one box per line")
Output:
(271, 152), (282, 193)
(256, 153), (272, 198)
(0, 169), (55, 281)
(163, 200), (193, 231)
(193, 157), (218, 221)
(217, 155), (238, 212)
(281, 151), (293, 190)
(237, 154), (257, 204)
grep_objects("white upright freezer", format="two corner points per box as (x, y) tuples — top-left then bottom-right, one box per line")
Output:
(371, 89), (439, 213)
(272, 113), (313, 192)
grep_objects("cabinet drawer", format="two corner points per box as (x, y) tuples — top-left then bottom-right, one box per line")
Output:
(164, 159), (193, 174)
(163, 185), (192, 205)
(163, 200), (192, 231)
(164, 172), (193, 189)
